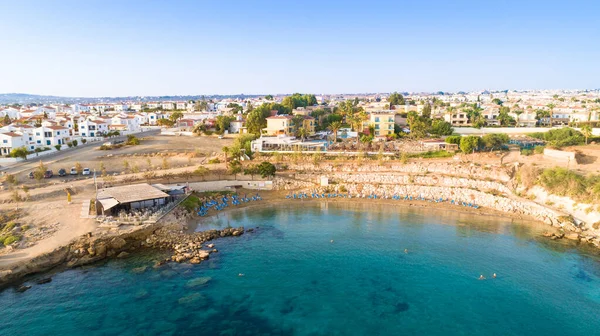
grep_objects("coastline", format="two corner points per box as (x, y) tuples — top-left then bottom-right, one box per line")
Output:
(0, 186), (590, 289)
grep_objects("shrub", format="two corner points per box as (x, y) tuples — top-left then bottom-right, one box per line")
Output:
(538, 167), (600, 203)
(482, 133), (509, 150)
(67, 142), (73, 148)
(82, 139), (87, 144)
(459, 136), (481, 154)
(528, 128), (584, 148)
(126, 135), (140, 145)
(534, 146), (545, 154)
(208, 158), (221, 164)
(521, 149), (533, 156)
(72, 140), (78, 147)
(445, 135), (462, 145)
(3, 234), (20, 246)
(54, 144), (62, 151)
(408, 150), (453, 159)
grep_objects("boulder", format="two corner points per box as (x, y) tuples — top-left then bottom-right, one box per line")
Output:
(185, 277), (211, 288)
(117, 251), (130, 258)
(564, 233), (580, 241)
(110, 237), (127, 250)
(132, 266), (148, 274)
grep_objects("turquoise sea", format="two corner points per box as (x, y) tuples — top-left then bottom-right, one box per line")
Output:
(2, 202), (600, 335)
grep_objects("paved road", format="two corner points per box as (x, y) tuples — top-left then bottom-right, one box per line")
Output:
(0, 129), (160, 175)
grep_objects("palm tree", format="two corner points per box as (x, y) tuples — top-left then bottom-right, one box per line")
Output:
(296, 127), (309, 141)
(581, 124), (592, 145)
(546, 103), (556, 127)
(328, 121), (342, 143)
(514, 110), (523, 127)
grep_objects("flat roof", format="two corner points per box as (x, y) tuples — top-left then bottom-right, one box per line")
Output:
(97, 183), (169, 204)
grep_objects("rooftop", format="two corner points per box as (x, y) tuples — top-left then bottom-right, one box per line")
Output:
(97, 183), (170, 204)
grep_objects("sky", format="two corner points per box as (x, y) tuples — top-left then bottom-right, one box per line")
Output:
(1, 0), (599, 97)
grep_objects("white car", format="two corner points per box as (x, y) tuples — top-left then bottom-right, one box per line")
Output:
(82, 168), (91, 176)
(70, 167), (78, 175)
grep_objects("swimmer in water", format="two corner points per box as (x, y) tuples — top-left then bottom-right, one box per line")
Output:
(330, 240), (334, 243)
(238, 273), (244, 277)
(479, 275), (486, 280)
(404, 249), (408, 254)
(492, 273), (497, 279)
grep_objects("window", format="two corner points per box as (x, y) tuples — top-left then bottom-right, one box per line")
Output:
(36, 132), (40, 136)
(2, 140), (7, 144)
(46, 140), (51, 145)
(44, 132), (52, 137)
(375, 125), (380, 129)
(375, 117), (380, 122)
(37, 140), (41, 144)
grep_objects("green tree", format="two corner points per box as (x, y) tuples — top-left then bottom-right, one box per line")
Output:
(170, 111), (184, 123)
(54, 144), (61, 151)
(482, 133), (509, 150)
(406, 111), (427, 139)
(194, 165), (210, 181)
(157, 119), (175, 127)
(422, 103), (432, 118)
(445, 135), (462, 145)
(581, 124), (592, 145)
(459, 136), (481, 154)
(514, 110), (524, 127)
(296, 127), (309, 141)
(429, 119), (453, 136)
(328, 121), (342, 142)
(215, 115), (235, 134)
(264, 95), (274, 100)
(546, 103), (556, 127)
(227, 160), (242, 180)
(498, 106), (513, 126)
(388, 92), (405, 108)
(257, 161), (276, 178)
(2, 115), (11, 125)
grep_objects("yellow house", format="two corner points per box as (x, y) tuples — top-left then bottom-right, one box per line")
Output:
(264, 115), (315, 136)
(369, 112), (395, 137)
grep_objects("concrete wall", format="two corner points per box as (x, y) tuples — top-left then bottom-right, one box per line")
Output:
(454, 127), (600, 136)
(186, 180), (273, 192)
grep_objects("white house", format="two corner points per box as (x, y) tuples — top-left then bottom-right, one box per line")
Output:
(111, 115), (140, 131)
(0, 131), (27, 156)
(79, 119), (109, 137)
(0, 107), (20, 119)
(130, 103), (143, 111)
(33, 126), (71, 147)
(162, 102), (175, 110)
(71, 104), (91, 114)
(176, 102), (187, 110)
(147, 112), (168, 125)
(113, 104), (129, 112)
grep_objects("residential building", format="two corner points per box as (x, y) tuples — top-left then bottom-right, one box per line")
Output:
(263, 115), (315, 136)
(369, 112), (395, 137)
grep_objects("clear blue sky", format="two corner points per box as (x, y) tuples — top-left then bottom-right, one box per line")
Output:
(1, 0), (599, 97)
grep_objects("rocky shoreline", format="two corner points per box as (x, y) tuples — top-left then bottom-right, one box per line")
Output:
(0, 215), (250, 289)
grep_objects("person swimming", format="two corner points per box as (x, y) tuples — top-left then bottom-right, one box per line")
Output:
(492, 273), (497, 278)
(479, 275), (486, 280)
(404, 249), (408, 254)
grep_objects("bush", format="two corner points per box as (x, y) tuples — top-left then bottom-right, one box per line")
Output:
(445, 135), (461, 145)
(54, 144), (62, 151)
(67, 142), (73, 148)
(521, 149), (533, 156)
(126, 135), (140, 145)
(3, 234), (20, 246)
(528, 128), (584, 148)
(73, 140), (78, 147)
(482, 133), (509, 150)
(459, 136), (481, 154)
(82, 139), (87, 144)
(208, 158), (221, 164)
(257, 161), (276, 177)
(534, 146), (545, 154)
(538, 167), (600, 203)
(180, 195), (200, 213)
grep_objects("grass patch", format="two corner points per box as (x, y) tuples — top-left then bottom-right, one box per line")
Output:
(408, 150), (453, 159)
(180, 195), (201, 213)
(538, 167), (600, 203)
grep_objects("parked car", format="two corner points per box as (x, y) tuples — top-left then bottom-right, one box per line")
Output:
(58, 168), (67, 177)
(70, 167), (78, 175)
(28, 172), (34, 179)
(44, 170), (53, 178)
(82, 168), (91, 176)
(218, 135), (224, 139)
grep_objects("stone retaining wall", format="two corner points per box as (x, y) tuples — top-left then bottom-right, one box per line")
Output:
(284, 162), (511, 182)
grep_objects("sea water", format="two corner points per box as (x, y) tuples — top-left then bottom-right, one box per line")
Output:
(1, 202), (600, 335)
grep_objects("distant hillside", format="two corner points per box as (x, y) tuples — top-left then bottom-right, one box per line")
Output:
(0, 93), (266, 105)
